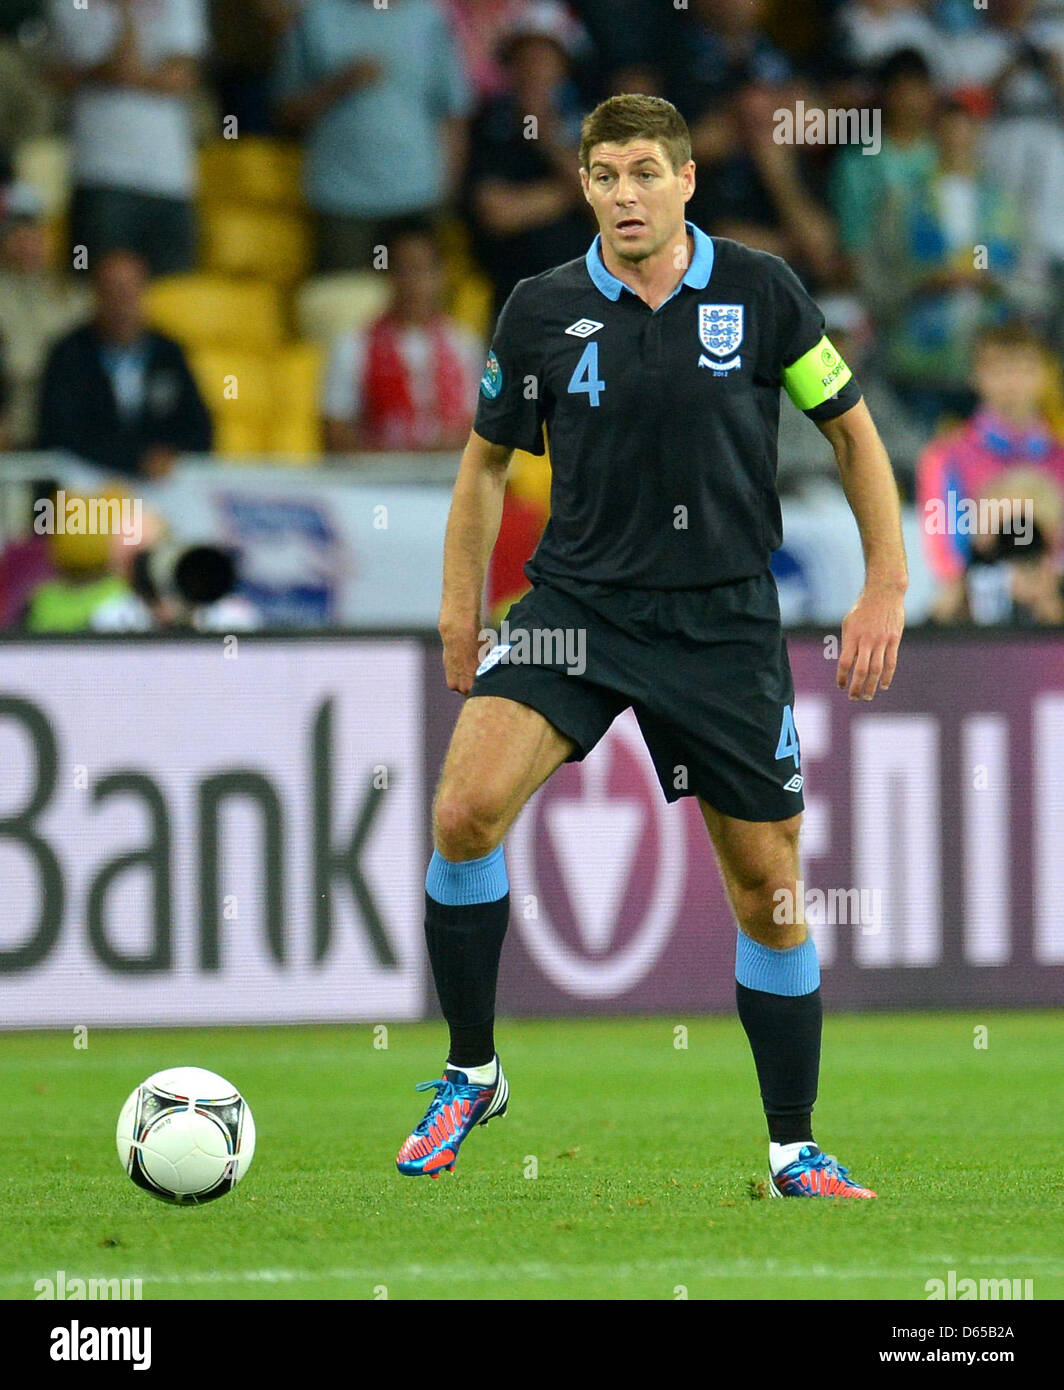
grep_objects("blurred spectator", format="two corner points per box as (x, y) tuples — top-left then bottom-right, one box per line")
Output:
(465, 2), (592, 317)
(668, 0), (837, 285)
(938, 0), (1064, 353)
(606, 63), (666, 98)
(863, 101), (1035, 430)
(834, 0), (944, 80)
(49, 0), (207, 277)
(274, 0), (472, 272)
(208, 0), (305, 135)
(0, 181), (90, 450)
(442, 0), (529, 102)
(0, 331), (8, 450)
(932, 0), (988, 37)
(995, 489), (1064, 624)
(938, 0), (1064, 107)
(569, 0), (667, 94)
(931, 469), (1064, 625)
(0, 475), (57, 626)
(917, 323), (1064, 601)
(23, 492), (135, 633)
(321, 220), (482, 452)
(0, 1), (47, 34)
(669, 0), (793, 116)
(697, 83), (839, 284)
(829, 48), (938, 265)
(777, 292), (925, 496)
(37, 248), (212, 478)
(0, 1), (55, 161)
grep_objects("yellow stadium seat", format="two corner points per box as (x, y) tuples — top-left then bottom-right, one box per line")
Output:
(146, 274), (285, 351)
(189, 347), (275, 420)
(436, 217), (473, 265)
(294, 272), (391, 344)
(269, 342), (324, 460)
(450, 269), (494, 341)
(199, 138), (303, 210)
(189, 341), (324, 460)
(437, 216), (475, 296)
(202, 204), (312, 286)
(273, 339), (322, 401)
(268, 414), (322, 461)
(212, 413), (270, 457)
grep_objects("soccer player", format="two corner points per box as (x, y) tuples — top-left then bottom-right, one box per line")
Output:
(396, 95), (906, 1198)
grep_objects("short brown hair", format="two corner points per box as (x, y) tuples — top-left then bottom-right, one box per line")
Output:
(974, 322), (1046, 356)
(580, 94), (692, 173)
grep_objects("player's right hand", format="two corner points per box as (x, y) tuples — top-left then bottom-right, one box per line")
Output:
(439, 619), (481, 695)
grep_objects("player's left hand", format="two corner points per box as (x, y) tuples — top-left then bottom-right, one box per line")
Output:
(836, 584), (905, 701)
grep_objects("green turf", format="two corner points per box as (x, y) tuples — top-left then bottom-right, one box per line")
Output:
(2, 1013), (1060, 1300)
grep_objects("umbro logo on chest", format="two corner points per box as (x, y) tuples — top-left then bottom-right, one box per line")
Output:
(565, 318), (604, 338)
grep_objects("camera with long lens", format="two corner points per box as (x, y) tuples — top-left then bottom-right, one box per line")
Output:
(131, 541), (239, 620)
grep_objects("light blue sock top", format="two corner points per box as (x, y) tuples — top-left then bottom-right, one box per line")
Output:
(735, 930), (820, 996)
(425, 845), (509, 906)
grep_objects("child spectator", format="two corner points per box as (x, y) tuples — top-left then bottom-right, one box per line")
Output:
(918, 323), (1064, 594)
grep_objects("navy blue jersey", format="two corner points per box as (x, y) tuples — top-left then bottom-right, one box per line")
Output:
(473, 222), (862, 589)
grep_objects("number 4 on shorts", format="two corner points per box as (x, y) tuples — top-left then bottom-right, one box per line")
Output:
(775, 704), (800, 767)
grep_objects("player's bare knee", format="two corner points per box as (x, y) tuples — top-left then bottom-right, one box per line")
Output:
(732, 874), (805, 948)
(433, 790), (506, 861)
(732, 876), (782, 923)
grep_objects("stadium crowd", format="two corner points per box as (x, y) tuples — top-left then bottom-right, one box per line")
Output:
(1, 0), (1064, 629)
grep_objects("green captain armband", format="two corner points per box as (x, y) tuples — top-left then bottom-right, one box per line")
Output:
(782, 335), (853, 412)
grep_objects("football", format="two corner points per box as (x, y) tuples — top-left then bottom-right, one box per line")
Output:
(116, 1066), (256, 1205)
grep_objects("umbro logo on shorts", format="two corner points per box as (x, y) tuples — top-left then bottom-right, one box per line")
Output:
(475, 643), (512, 676)
(565, 318), (604, 338)
(783, 774), (804, 792)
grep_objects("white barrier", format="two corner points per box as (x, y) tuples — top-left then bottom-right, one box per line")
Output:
(0, 454), (936, 627)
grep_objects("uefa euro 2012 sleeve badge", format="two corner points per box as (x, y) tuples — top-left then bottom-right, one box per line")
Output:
(480, 350), (503, 399)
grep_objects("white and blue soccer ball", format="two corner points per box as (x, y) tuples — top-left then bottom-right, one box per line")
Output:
(116, 1066), (256, 1205)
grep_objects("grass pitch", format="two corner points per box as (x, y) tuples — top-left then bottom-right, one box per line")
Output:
(2, 1012), (1060, 1301)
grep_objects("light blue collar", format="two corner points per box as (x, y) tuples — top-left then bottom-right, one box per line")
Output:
(584, 220), (714, 305)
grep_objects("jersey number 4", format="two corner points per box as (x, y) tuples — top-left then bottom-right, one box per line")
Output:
(567, 342), (605, 407)
(775, 704), (800, 768)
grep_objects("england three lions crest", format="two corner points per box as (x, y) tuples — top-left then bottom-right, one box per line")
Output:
(699, 304), (744, 357)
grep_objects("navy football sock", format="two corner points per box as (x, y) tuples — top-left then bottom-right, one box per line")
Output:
(735, 931), (821, 1145)
(424, 847), (509, 1069)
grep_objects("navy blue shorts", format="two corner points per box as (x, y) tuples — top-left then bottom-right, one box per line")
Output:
(468, 573), (804, 822)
